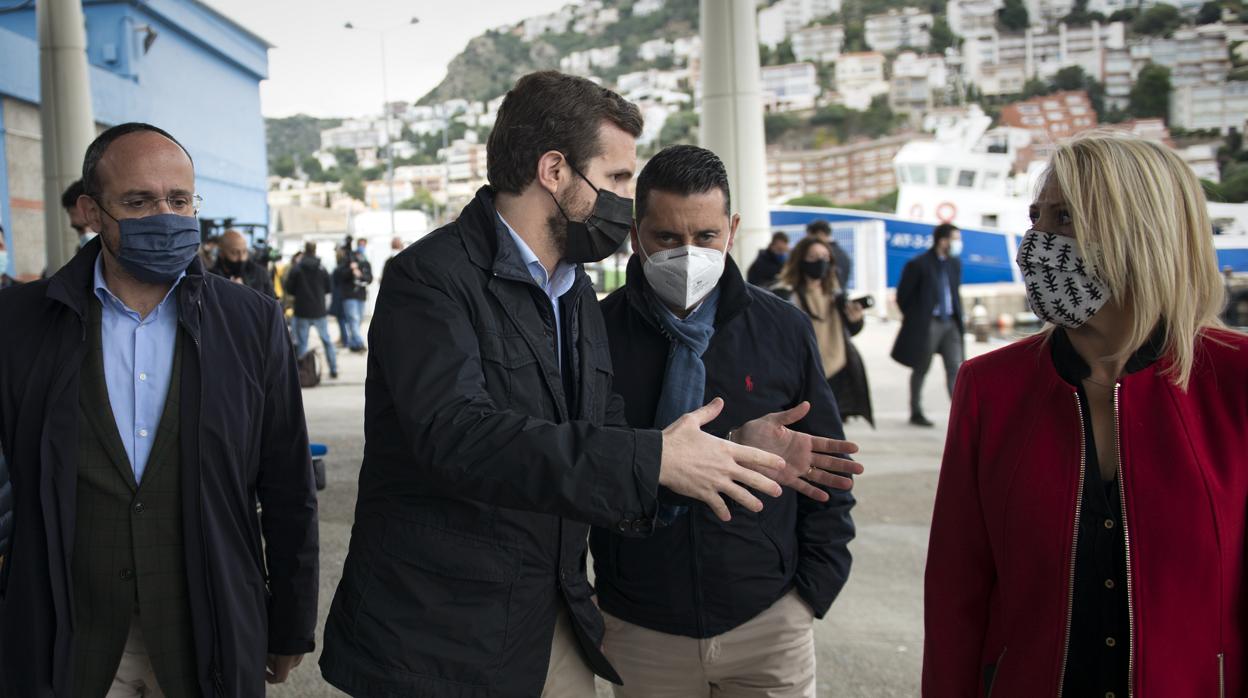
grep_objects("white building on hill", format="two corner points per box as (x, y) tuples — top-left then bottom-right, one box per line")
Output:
(761, 62), (822, 112)
(834, 52), (889, 110)
(865, 8), (934, 52)
(792, 24), (846, 63)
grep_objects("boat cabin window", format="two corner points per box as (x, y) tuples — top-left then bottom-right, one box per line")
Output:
(957, 170), (977, 188)
(936, 166), (952, 186)
(981, 214), (999, 228)
(982, 171), (1002, 190)
(908, 165), (928, 185)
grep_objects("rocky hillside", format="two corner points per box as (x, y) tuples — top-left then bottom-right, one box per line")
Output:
(418, 0), (699, 105)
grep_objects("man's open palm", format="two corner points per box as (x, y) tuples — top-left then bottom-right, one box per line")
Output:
(737, 401), (862, 502)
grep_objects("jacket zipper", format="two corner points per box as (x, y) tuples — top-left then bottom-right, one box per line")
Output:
(1218, 653), (1225, 698)
(1114, 383), (1135, 698)
(987, 647), (1007, 698)
(185, 305), (225, 697)
(1056, 392), (1088, 696)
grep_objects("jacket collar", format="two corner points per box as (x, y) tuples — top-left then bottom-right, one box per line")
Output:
(461, 185), (599, 298)
(47, 235), (206, 332)
(1049, 325), (1165, 388)
(623, 251), (752, 330)
(459, 186), (543, 283)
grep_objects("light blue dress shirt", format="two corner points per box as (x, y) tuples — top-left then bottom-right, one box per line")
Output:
(498, 213), (576, 368)
(92, 254), (183, 483)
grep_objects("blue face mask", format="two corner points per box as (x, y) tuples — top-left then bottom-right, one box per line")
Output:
(0, 250), (8, 275)
(114, 213), (201, 284)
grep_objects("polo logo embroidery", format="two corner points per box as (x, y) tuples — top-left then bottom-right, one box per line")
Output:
(745, 375), (754, 392)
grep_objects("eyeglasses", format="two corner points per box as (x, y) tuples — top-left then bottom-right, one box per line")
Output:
(112, 193), (204, 217)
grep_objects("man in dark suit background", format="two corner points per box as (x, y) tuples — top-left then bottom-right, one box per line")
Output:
(890, 223), (964, 427)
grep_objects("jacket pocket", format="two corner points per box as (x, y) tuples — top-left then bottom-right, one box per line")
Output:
(479, 331), (540, 403)
(355, 519), (521, 686)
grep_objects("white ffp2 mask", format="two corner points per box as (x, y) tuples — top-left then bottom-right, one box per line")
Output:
(640, 244), (725, 310)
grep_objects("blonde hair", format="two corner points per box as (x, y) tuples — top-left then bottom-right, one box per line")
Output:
(1045, 131), (1226, 389)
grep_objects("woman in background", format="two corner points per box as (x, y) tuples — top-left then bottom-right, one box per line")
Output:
(776, 236), (874, 427)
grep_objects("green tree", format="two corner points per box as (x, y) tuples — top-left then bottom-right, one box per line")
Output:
(844, 21), (867, 52)
(1063, 0), (1094, 25)
(765, 112), (801, 142)
(929, 17), (957, 54)
(1128, 63), (1172, 119)
(398, 188), (437, 212)
(1133, 4), (1182, 36)
(998, 0), (1030, 31)
(1220, 167), (1248, 203)
(864, 94), (900, 137)
(659, 110), (699, 146)
(1052, 66), (1089, 92)
(776, 39), (796, 64)
(1022, 77), (1052, 98)
(1197, 1), (1223, 24)
(341, 171), (365, 202)
(271, 154), (296, 179)
(786, 194), (836, 207)
(301, 156), (326, 182)
(331, 147), (359, 169)
(1108, 8), (1137, 22)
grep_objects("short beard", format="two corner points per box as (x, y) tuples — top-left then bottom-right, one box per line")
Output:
(547, 187), (589, 259)
(547, 212), (568, 258)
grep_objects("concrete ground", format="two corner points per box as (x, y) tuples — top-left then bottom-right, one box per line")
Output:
(269, 316), (1013, 697)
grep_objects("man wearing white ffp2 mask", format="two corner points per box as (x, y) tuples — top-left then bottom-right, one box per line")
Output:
(592, 144), (861, 698)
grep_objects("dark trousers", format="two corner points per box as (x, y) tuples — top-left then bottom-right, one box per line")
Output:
(910, 317), (963, 416)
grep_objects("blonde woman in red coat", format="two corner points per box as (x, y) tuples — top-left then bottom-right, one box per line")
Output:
(923, 132), (1248, 697)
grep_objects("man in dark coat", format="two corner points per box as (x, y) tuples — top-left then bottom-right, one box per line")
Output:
(890, 222), (965, 427)
(320, 71), (790, 698)
(745, 231), (789, 287)
(210, 229), (275, 298)
(592, 145), (860, 696)
(331, 241), (372, 352)
(284, 242), (338, 379)
(0, 123), (318, 697)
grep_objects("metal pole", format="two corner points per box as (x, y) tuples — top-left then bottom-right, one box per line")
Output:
(380, 32), (397, 239)
(38, 0), (97, 271)
(699, 0), (770, 268)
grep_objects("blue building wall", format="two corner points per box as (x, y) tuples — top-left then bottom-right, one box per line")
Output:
(0, 0), (270, 265)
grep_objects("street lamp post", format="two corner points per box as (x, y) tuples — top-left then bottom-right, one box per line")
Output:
(345, 17), (419, 241)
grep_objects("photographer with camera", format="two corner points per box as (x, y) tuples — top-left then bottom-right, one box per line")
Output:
(776, 235), (874, 428)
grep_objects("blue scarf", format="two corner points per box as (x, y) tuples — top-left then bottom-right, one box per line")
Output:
(645, 285), (720, 523)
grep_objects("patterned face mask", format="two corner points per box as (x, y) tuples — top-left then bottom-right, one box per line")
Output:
(1016, 230), (1111, 328)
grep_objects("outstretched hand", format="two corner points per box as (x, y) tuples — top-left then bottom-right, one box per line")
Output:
(735, 401), (862, 502)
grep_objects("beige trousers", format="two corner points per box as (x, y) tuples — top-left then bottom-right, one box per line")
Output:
(106, 615), (166, 698)
(541, 605), (598, 698)
(602, 590), (817, 698)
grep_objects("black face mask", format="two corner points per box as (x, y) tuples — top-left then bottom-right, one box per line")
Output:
(551, 160), (633, 264)
(221, 258), (245, 276)
(801, 259), (830, 281)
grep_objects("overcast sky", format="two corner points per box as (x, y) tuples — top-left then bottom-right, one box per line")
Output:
(204, 0), (571, 118)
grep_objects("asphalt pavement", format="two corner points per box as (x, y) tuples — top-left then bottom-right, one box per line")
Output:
(268, 315), (1014, 697)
